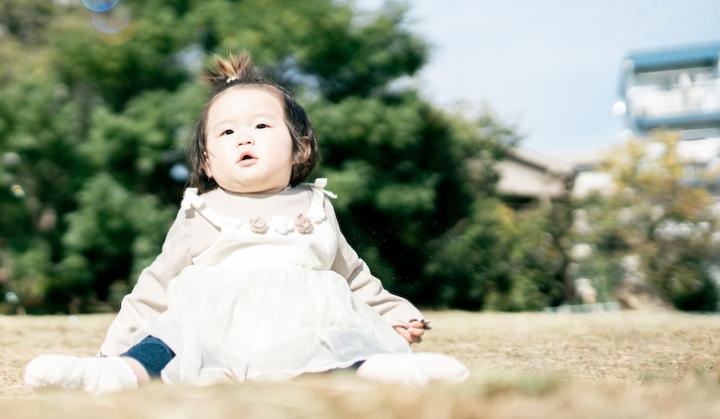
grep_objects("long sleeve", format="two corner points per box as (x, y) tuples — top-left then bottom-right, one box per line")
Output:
(325, 198), (424, 327)
(98, 208), (193, 356)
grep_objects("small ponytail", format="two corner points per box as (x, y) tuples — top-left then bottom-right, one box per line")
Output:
(206, 52), (264, 92)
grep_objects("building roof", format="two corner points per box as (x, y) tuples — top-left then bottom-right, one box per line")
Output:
(495, 148), (574, 200)
(496, 148), (621, 200)
(505, 148), (575, 174)
(624, 41), (720, 73)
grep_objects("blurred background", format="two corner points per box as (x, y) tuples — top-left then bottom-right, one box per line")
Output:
(1, 0), (719, 314)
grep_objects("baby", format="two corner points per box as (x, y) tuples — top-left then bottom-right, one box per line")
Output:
(25, 53), (469, 394)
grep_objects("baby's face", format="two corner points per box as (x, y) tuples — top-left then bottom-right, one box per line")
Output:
(204, 86), (293, 194)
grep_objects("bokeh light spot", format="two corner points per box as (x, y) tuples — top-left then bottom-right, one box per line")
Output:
(5, 292), (19, 305)
(1, 152), (21, 167)
(170, 163), (190, 183)
(10, 184), (25, 198)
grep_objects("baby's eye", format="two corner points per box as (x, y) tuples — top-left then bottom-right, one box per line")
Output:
(255, 123), (269, 129)
(220, 129), (234, 136)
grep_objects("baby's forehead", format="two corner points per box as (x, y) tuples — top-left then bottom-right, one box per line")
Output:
(211, 85), (285, 110)
(205, 85), (285, 133)
(206, 85), (286, 128)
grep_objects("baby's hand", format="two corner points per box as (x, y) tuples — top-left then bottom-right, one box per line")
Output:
(393, 319), (430, 344)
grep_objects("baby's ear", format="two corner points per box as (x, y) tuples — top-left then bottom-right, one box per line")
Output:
(293, 136), (312, 164)
(202, 153), (213, 179)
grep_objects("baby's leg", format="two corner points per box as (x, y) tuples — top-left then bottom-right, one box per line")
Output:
(24, 355), (139, 395)
(356, 352), (470, 385)
(24, 335), (175, 394)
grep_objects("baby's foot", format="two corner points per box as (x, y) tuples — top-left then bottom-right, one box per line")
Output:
(357, 352), (470, 385)
(24, 354), (138, 395)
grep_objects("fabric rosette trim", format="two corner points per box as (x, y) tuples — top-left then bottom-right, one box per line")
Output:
(249, 217), (269, 234)
(270, 215), (295, 235)
(245, 212), (323, 235)
(295, 214), (314, 234)
(308, 204), (326, 223)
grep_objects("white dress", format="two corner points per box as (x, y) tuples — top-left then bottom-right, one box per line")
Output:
(144, 180), (412, 385)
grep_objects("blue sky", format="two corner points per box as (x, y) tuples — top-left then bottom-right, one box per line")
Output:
(358, 0), (720, 154)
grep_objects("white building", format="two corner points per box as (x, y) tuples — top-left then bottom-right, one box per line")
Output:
(616, 41), (720, 195)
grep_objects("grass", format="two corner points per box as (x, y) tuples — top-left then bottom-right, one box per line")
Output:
(2, 310), (720, 418)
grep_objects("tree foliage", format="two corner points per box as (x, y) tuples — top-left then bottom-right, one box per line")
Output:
(572, 133), (720, 311)
(0, 0), (553, 313)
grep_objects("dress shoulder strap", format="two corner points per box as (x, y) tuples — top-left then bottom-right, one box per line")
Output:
(180, 188), (227, 230)
(304, 178), (337, 222)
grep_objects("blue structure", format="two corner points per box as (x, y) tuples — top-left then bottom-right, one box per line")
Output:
(618, 41), (720, 138)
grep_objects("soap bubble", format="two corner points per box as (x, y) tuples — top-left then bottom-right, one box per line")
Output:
(81, 0), (119, 13)
(91, 5), (132, 34)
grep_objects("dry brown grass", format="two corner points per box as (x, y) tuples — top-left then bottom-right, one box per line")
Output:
(2, 310), (720, 418)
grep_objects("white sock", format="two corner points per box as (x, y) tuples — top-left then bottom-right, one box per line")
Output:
(357, 352), (470, 385)
(24, 354), (138, 395)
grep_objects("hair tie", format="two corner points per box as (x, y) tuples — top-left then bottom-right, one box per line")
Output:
(226, 76), (238, 83)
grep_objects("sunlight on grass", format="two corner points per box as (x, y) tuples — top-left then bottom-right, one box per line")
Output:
(2, 311), (720, 418)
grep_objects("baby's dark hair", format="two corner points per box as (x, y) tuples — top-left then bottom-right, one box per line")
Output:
(187, 52), (319, 193)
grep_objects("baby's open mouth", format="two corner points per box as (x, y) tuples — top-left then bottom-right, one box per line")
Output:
(237, 151), (257, 163)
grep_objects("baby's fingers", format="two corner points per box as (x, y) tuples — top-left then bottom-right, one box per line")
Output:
(408, 327), (425, 338)
(393, 326), (412, 342)
(409, 319), (431, 330)
(408, 327), (425, 343)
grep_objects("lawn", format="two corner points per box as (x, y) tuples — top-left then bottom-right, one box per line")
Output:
(2, 310), (720, 418)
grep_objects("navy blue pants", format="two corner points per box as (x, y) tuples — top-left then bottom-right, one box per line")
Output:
(121, 335), (365, 378)
(121, 335), (175, 377)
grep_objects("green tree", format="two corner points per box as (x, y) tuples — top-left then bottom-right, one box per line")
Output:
(0, 0), (517, 312)
(424, 198), (563, 311)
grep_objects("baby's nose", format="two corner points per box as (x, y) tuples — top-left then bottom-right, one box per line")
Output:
(236, 136), (254, 146)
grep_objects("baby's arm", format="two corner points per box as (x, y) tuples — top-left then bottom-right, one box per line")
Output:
(325, 198), (428, 341)
(98, 208), (193, 356)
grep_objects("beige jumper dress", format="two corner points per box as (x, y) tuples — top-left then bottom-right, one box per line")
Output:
(144, 179), (412, 385)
